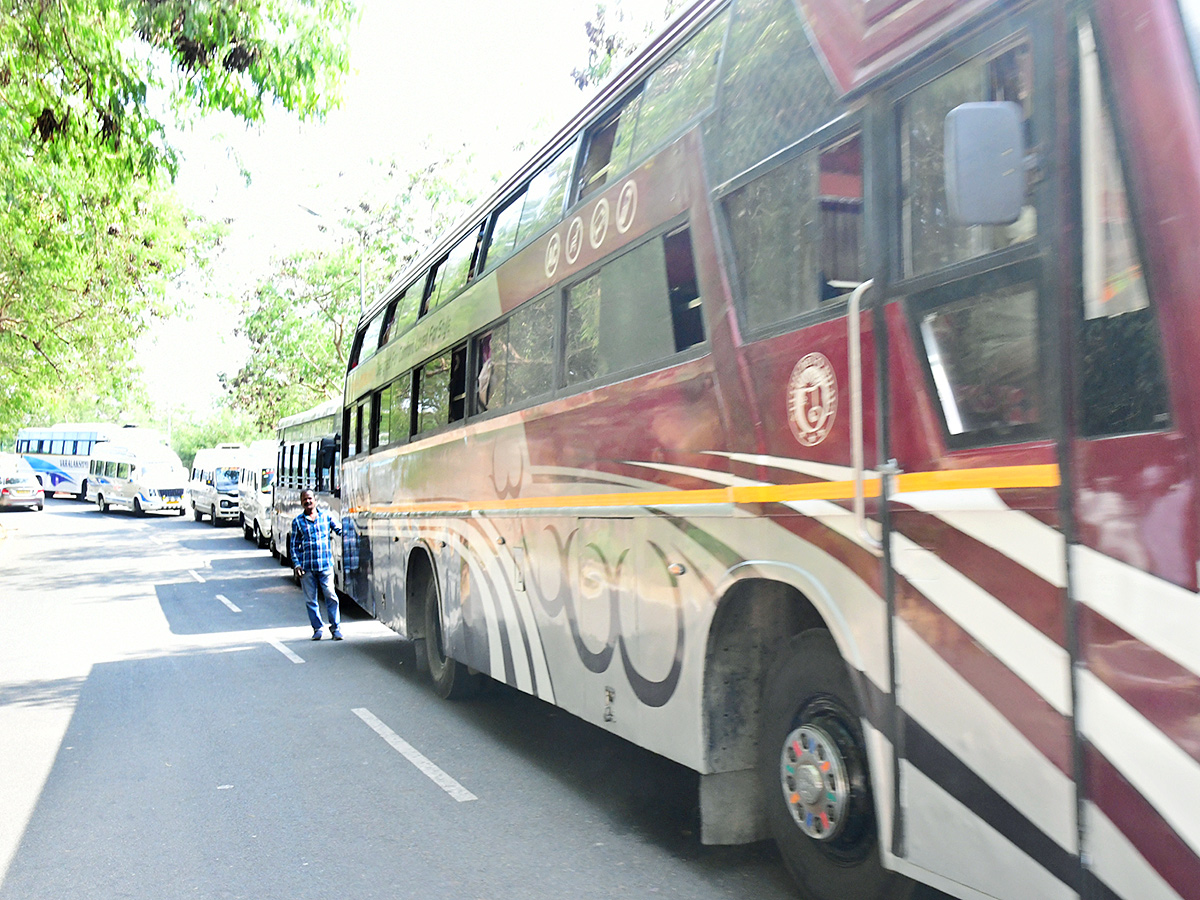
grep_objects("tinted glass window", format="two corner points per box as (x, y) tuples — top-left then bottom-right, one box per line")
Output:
(116, 462), (129, 479)
(724, 131), (864, 331)
(389, 373), (413, 442)
(353, 312), (386, 368)
(416, 352), (452, 435)
(576, 98), (641, 201)
(105, 461), (117, 477)
(1077, 21), (1169, 436)
(901, 42), (1036, 276)
(919, 281), (1041, 438)
(629, 10), (728, 161)
(382, 289), (419, 343)
(514, 142), (577, 253)
(476, 294), (556, 413)
(427, 229), (479, 313)
(705, 0), (841, 185)
(564, 229), (705, 386)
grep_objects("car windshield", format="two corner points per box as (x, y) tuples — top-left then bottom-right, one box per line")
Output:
(214, 467), (239, 490)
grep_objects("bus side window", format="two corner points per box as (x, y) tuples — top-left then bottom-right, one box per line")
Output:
(1077, 20), (1169, 436)
(564, 228), (705, 386)
(722, 129), (863, 333)
(117, 463), (130, 480)
(449, 344), (468, 423)
(426, 228), (480, 315)
(575, 93), (642, 202)
(105, 461), (117, 477)
(389, 372), (413, 441)
(416, 351), (453, 435)
(474, 293), (556, 415)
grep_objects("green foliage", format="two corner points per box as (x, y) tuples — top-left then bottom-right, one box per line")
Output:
(571, 1), (680, 90)
(224, 149), (494, 433)
(0, 0), (356, 441)
(168, 406), (269, 469)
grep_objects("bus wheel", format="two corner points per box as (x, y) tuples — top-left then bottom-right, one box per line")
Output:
(96, 494), (108, 513)
(423, 578), (481, 700)
(192, 505), (202, 522)
(254, 522), (268, 549)
(133, 498), (144, 517)
(759, 629), (911, 900)
(77, 480), (87, 501)
(209, 506), (219, 527)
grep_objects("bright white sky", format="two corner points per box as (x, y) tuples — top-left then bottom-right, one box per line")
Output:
(135, 0), (1200, 419)
(141, 0), (673, 414)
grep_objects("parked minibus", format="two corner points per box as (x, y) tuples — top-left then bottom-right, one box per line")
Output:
(188, 444), (246, 526)
(238, 439), (277, 548)
(86, 442), (187, 516)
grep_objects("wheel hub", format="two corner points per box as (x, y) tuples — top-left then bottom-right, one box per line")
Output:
(780, 723), (850, 841)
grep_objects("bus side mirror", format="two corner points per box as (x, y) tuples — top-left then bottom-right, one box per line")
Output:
(944, 101), (1026, 225)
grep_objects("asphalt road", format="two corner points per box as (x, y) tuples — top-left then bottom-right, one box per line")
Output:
(0, 500), (799, 900)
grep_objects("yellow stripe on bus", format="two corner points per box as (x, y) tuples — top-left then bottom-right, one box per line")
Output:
(353, 463), (1060, 517)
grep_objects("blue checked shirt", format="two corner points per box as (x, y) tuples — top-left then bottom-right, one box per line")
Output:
(290, 509), (341, 572)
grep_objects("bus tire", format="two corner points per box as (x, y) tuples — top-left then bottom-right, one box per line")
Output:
(97, 494), (108, 513)
(133, 498), (144, 517)
(77, 480), (87, 501)
(758, 629), (911, 900)
(192, 506), (203, 522)
(423, 577), (481, 700)
(254, 522), (268, 549)
(210, 506), (219, 527)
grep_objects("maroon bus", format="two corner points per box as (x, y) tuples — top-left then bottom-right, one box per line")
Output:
(337, 1), (1200, 898)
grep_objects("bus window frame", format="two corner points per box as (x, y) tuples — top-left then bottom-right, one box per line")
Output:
(556, 213), (711, 397)
(467, 290), (559, 423)
(885, 9), (1058, 451)
(712, 113), (865, 343)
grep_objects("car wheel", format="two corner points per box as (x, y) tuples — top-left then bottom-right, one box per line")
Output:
(423, 573), (481, 700)
(759, 629), (912, 900)
(36, 501), (44, 511)
(254, 522), (268, 549)
(192, 506), (203, 522)
(133, 498), (144, 517)
(210, 506), (219, 527)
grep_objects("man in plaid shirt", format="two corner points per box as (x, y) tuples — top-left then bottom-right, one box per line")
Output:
(291, 488), (344, 640)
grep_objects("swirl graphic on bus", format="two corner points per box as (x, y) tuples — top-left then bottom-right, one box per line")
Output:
(521, 523), (685, 707)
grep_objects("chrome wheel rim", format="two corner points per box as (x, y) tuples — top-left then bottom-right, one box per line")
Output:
(780, 723), (850, 841)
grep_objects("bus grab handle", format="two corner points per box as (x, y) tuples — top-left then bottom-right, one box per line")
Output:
(848, 279), (883, 557)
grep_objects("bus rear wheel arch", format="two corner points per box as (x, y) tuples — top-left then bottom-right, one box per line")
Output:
(758, 629), (911, 900)
(409, 551), (481, 700)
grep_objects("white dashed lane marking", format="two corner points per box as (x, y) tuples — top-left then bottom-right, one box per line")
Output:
(352, 708), (477, 802)
(216, 594), (241, 613)
(268, 640), (305, 664)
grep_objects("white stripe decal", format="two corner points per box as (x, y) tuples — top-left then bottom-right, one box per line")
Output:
(891, 529), (1073, 715)
(352, 708), (476, 802)
(1073, 545), (1200, 679)
(1084, 802), (1184, 900)
(1080, 670), (1200, 859)
(898, 622), (1077, 852)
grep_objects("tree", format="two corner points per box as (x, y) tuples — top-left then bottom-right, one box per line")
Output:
(571, 1), (680, 90)
(0, 0), (357, 438)
(224, 147), (494, 433)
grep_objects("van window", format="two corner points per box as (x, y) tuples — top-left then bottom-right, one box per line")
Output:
(105, 461), (117, 477)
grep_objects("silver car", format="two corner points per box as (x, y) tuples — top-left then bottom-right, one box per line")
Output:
(0, 452), (45, 511)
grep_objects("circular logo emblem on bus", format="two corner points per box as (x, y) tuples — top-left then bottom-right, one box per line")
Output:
(566, 216), (584, 264)
(616, 180), (638, 233)
(787, 353), (838, 447)
(545, 233), (561, 279)
(590, 198), (610, 249)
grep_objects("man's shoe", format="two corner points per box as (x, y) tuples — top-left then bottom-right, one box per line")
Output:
(311, 630), (323, 641)
(331, 630), (343, 641)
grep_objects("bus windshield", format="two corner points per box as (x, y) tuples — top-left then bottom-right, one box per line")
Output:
(214, 467), (240, 491)
(261, 469), (275, 490)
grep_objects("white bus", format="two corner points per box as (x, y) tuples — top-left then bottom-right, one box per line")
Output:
(238, 439), (277, 548)
(270, 400), (341, 568)
(15, 423), (124, 497)
(86, 442), (187, 516)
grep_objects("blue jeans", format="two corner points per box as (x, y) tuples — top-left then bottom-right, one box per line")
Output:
(300, 567), (340, 634)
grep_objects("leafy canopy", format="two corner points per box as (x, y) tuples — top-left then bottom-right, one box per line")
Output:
(0, 0), (357, 440)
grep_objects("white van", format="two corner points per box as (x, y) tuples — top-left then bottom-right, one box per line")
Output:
(86, 443), (187, 516)
(238, 440), (276, 548)
(188, 444), (246, 526)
